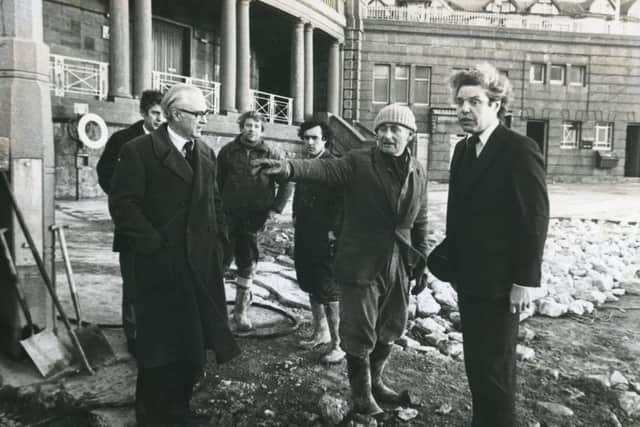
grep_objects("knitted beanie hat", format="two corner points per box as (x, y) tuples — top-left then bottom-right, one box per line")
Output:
(373, 103), (417, 133)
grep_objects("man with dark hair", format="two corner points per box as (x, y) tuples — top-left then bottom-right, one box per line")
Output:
(251, 104), (429, 417)
(446, 63), (549, 427)
(109, 84), (240, 426)
(293, 119), (344, 364)
(217, 111), (294, 332)
(97, 89), (164, 354)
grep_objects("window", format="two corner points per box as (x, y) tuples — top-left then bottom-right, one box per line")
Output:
(569, 65), (586, 86)
(414, 66), (431, 104)
(561, 121), (580, 149)
(594, 122), (613, 150)
(530, 63), (546, 83)
(550, 64), (565, 85)
(394, 65), (409, 104)
(373, 64), (390, 103)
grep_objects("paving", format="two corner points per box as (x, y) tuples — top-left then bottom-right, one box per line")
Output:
(0, 181), (638, 425)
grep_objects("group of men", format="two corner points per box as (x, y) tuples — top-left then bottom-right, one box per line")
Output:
(98, 61), (548, 427)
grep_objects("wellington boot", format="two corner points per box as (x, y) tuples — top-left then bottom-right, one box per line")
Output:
(233, 280), (253, 332)
(346, 354), (384, 416)
(299, 301), (330, 349)
(321, 302), (345, 364)
(370, 343), (411, 406)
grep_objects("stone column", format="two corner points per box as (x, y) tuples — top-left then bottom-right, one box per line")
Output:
(327, 39), (340, 115)
(304, 23), (314, 119)
(0, 0), (54, 356)
(133, 0), (153, 96)
(236, 0), (251, 113)
(290, 20), (305, 124)
(221, 0), (237, 113)
(109, 0), (132, 98)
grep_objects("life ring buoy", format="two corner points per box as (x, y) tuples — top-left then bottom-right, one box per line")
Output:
(76, 113), (108, 149)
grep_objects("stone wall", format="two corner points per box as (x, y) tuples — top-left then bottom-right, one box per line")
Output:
(357, 20), (640, 181)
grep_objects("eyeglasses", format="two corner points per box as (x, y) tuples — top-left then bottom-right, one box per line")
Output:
(177, 108), (212, 119)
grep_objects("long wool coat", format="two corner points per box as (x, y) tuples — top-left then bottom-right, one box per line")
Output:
(109, 124), (240, 368)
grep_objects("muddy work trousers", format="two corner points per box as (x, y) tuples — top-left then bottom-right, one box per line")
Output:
(339, 244), (409, 358)
(223, 212), (269, 278)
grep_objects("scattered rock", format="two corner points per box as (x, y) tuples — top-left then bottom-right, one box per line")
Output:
(448, 311), (461, 328)
(420, 331), (448, 347)
(516, 344), (535, 361)
(630, 381), (640, 394)
(607, 409), (623, 427)
(537, 299), (567, 318)
(263, 409), (275, 417)
(438, 341), (463, 358)
(567, 300), (585, 316)
(619, 280), (640, 296)
(447, 332), (463, 342)
(536, 401), (575, 417)
(435, 403), (452, 415)
(610, 371), (629, 390)
(396, 407), (418, 421)
(616, 391), (640, 417)
(318, 393), (348, 425)
(431, 281), (458, 309)
(518, 326), (536, 342)
(580, 374), (611, 394)
(275, 255), (295, 267)
(395, 335), (422, 350)
(414, 317), (446, 335)
(416, 292), (441, 317)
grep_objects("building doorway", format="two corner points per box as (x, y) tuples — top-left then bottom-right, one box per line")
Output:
(526, 120), (548, 167)
(625, 124), (640, 177)
(153, 18), (190, 76)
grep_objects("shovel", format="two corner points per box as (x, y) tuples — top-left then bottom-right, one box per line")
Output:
(0, 228), (72, 377)
(0, 171), (94, 374)
(51, 224), (116, 367)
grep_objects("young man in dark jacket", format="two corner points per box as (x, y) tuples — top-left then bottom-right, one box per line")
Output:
(217, 111), (294, 331)
(96, 89), (164, 354)
(293, 119), (344, 364)
(252, 104), (429, 417)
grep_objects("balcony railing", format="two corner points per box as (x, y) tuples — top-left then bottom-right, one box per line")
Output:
(250, 90), (293, 125)
(151, 71), (220, 114)
(49, 54), (109, 99)
(365, 6), (640, 36)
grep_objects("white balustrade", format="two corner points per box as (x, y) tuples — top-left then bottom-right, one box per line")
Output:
(151, 71), (220, 114)
(250, 90), (293, 125)
(49, 54), (109, 99)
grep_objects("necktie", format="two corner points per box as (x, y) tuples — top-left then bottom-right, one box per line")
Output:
(467, 135), (480, 162)
(183, 140), (195, 170)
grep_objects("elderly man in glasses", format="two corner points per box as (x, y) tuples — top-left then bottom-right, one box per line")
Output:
(109, 84), (240, 427)
(217, 111), (294, 332)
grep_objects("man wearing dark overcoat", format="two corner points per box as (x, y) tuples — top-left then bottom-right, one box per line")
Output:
(252, 104), (429, 417)
(97, 89), (164, 354)
(109, 84), (240, 427)
(446, 63), (549, 427)
(293, 119), (344, 364)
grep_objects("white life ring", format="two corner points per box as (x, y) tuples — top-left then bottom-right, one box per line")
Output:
(77, 113), (109, 149)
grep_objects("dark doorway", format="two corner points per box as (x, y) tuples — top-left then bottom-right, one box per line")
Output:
(153, 19), (190, 75)
(526, 120), (548, 166)
(625, 125), (640, 177)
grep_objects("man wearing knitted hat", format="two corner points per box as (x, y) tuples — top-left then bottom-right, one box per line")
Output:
(250, 104), (429, 418)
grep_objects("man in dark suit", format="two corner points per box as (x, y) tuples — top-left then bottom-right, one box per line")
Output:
(292, 119), (344, 364)
(446, 63), (549, 427)
(109, 84), (240, 427)
(252, 104), (429, 417)
(97, 89), (164, 354)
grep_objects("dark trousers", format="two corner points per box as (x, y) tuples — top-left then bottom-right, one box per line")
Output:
(119, 251), (136, 350)
(458, 295), (519, 427)
(136, 361), (201, 427)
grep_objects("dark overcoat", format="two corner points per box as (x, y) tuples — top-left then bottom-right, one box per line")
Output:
(446, 124), (549, 297)
(97, 120), (145, 252)
(289, 147), (428, 286)
(108, 124), (240, 368)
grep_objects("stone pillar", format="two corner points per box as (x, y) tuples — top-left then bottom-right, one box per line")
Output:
(327, 39), (340, 115)
(109, 0), (132, 98)
(221, 0), (237, 113)
(304, 23), (314, 119)
(133, 0), (153, 96)
(236, 0), (251, 113)
(0, 0), (54, 356)
(290, 20), (305, 124)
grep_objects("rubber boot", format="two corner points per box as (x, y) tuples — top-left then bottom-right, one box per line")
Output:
(370, 343), (411, 406)
(233, 277), (253, 332)
(299, 300), (330, 349)
(321, 302), (345, 363)
(346, 354), (384, 416)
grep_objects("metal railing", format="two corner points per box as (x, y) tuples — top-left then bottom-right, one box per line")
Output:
(250, 90), (293, 125)
(151, 71), (220, 114)
(365, 6), (640, 36)
(49, 54), (109, 99)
